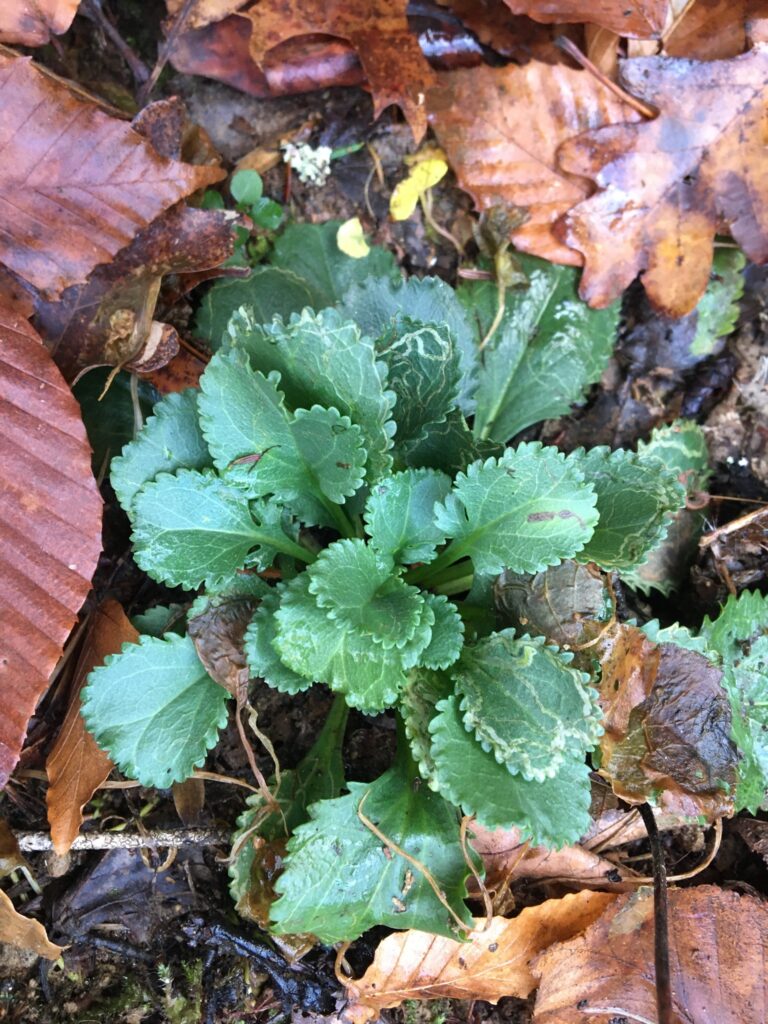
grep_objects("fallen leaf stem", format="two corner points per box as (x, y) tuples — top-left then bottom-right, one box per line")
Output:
(638, 802), (673, 1024)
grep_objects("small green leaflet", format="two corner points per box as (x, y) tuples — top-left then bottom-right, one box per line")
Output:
(244, 588), (312, 695)
(81, 633), (229, 788)
(430, 696), (592, 846)
(271, 742), (477, 942)
(459, 256), (618, 443)
(568, 447), (687, 571)
(433, 443), (598, 576)
(401, 408), (503, 476)
(227, 307), (395, 483)
(198, 350), (366, 526)
(271, 220), (399, 310)
(365, 468), (451, 566)
(132, 470), (307, 589)
(454, 630), (603, 781)
(418, 594), (465, 670)
(690, 249), (746, 357)
(702, 591), (768, 653)
(110, 389), (211, 515)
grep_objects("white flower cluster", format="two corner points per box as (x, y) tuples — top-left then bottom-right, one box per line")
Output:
(281, 142), (333, 186)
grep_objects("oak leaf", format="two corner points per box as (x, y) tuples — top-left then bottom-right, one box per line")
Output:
(428, 63), (640, 265)
(343, 893), (617, 1023)
(0, 890), (63, 960)
(0, 0), (81, 45)
(0, 303), (102, 790)
(533, 885), (768, 1023)
(0, 54), (224, 299)
(45, 600), (138, 855)
(560, 45), (768, 315)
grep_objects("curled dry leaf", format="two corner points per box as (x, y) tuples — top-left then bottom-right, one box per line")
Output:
(45, 600), (138, 856)
(596, 625), (738, 819)
(0, 0), (81, 45)
(187, 597), (260, 695)
(0, 53), (224, 299)
(561, 45), (768, 315)
(533, 885), (768, 1023)
(0, 303), (101, 790)
(343, 893), (618, 1023)
(0, 890), (63, 960)
(502, 0), (669, 37)
(428, 63), (639, 265)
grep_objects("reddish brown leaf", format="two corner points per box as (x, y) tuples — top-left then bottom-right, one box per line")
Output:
(0, 0), (81, 45)
(0, 306), (102, 790)
(0, 890), (63, 960)
(502, 0), (669, 37)
(560, 45), (768, 315)
(439, 0), (559, 61)
(0, 53), (224, 299)
(45, 600), (138, 855)
(172, 777), (206, 826)
(596, 625), (738, 819)
(428, 63), (640, 265)
(533, 886), (768, 1023)
(664, 0), (750, 60)
(343, 894), (618, 1023)
(139, 347), (207, 393)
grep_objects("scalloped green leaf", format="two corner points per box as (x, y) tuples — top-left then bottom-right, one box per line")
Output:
(365, 469), (451, 566)
(459, 256), (618, 443)
(271, 744), (476, 942)
(702, 591), (768, 653)
(227, 307), (395, 483)
(110, 389), (211, 515)
(430, 696), (592, 846)
(433, 444), (598, 576)
(244, 588), (312, 695)
(195, 267), (315, 348)
(569, 447), (686, 572)
(81, 633), (230, 788)
(401, 668), (454, 787)
(640, 620), (711, 656)
(637, 420), (711, 484)
(418, 594), (464, 670)
(271, 220), (399, 309)
(454, 630), (603, 782)
(339, 275), (477, 414)
(690, 249), (746, 357)
(198, 350), (366, 526)
(132, 470), (305, 589)
(401, 408), (503, 476)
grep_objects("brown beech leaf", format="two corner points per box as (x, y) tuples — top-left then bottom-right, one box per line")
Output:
(243, 0), (436, 141)
(533, 885), (768, 1023)
(0, 890), (63, 960)
(428, 63), (640, 265)
(596, 625), (738, 819)
(560, 45), (768, 316)
(502, 0), (669, 37)
(664, 0), (751, 60)
(0, 0), (81, 45)
(0, 53), (224, 299)
(343, 893), (618, 1023)
(0, 306), (102, 790)
(45, 600), (138, 856)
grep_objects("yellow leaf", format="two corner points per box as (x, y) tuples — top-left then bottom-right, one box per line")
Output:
(336, 217), (370, 259)
(390, 157), (448, 221)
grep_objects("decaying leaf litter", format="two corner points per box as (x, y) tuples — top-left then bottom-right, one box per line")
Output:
(0, 1), (767, 1022)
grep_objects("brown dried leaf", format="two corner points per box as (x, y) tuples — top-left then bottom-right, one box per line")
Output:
(428, 63), (640, 265)
(0, 890), (63, 960)
(0, 53), (224, 299)
(172, 777), (206, 826)
(0, 306), (102, 790)
(502, 0), (669, 37)
(596, 625), (738, 819)
(0, 0), (81, 45)
(343, 893), (618, 1023)
(166, 0), (250, 30)
(0, 819), (29, 878)
(664, 0), (750, 59)
(560, 45), (768, 315)
(45, 600), (138, 856)
(438, 0), (559, 62)
(533, 885), (768, 1023)
(187, 597), (259, 695)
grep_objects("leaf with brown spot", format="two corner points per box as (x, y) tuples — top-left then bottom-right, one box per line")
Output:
(45, 600), (139, 856)
(533, 885), (768, 1023)
(560, 45), (768, 315)
(343, 893), (618, 1023)
(0, 304), (102, 791)
(428, 63), (640, 265)
(0, 890), (63, 960)
(596, 624), (738, 819)
(0, 0), (81, 45)
(501, 0), (669, 37)
(0, 53), (224, 299)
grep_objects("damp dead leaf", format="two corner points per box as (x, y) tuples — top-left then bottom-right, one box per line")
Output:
(501, 0), (671, 37)
(533, 885), (768, 1023)
(45, 600), (138, 856)
(428, 62), (640, 265)
(187, 597), (259, 695)
(165, 0), (249, 30)
(0, 0), (81, 45)
(438, 0), (558, 62)
(596, 624), (738, 819)
(560, 45), (768, 315)
(0, 304), (102, 790)
(0, 53), (224, 299)
(0, 890), (63, 960)
(343, 892), (618, 1023)
(0, 819), (29, 878)
(664, 0), (752, 59)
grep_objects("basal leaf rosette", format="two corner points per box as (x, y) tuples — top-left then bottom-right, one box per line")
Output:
(453, 630), (603, 782)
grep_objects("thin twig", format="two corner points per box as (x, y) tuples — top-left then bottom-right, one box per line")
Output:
(556, 36), (657, 119)
(639, 802), (673, 1024)
(15, 828), (230, 852)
